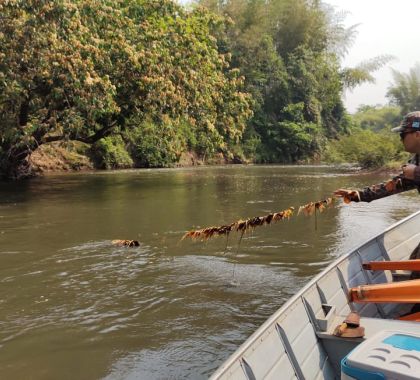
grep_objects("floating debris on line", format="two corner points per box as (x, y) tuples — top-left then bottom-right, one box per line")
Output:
(182, 197), (334, 241)
(297, 198), (334, 216)
(182, 207), (294, 241)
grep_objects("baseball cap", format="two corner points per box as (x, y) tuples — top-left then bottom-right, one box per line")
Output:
(392, 111), (420, 132)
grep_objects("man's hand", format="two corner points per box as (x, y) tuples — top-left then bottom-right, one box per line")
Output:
(333, 189), (361, 203)
(402, 164), (416, 180)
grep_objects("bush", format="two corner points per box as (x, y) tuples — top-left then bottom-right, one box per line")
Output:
(353, 105), (401, 131)
(323, 129), (408, 169)
(90, 136), (133, 169)
(125, 120), (184, 168)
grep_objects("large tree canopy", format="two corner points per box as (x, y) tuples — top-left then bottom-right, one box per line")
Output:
(1, 0), (393, 179)
(197, 0), (349, 162)
(197, 0), (391, 162)
(0, 0), (252, 178)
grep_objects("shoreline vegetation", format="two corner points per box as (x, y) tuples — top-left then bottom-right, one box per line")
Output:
(26, 102), (408, 177)
(0, 1), (415, 180)
(27, 139), (403, 179)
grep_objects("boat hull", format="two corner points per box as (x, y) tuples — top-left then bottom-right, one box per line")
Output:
(211, 210), (420, 380)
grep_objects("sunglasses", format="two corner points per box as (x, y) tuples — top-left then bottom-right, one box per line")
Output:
(400, 130), (417, 140)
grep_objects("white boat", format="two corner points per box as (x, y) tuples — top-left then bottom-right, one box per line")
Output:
(211, 210), (420, 380)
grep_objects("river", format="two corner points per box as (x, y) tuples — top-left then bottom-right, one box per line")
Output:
(0, 165), (419, 379)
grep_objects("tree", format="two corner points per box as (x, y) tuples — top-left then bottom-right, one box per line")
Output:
(0, 0), (252, 179)
(197, 0), (357, 161)
(0, 0), (121, 178)
(324, 129), (406, 169)
(352, 105), (400, 132)
(387, 63), (420, 115)
(341, 55), (395, 90)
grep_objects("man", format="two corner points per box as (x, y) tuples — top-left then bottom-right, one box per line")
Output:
(334, 111), (420, 203)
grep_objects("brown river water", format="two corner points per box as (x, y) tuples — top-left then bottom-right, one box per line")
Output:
(0, 165), (419, 379)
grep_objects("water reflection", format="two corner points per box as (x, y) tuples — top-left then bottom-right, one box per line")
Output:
(0, 166), (418, 379)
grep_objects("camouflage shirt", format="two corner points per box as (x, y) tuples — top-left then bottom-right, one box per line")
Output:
(357, 154), (420, 203)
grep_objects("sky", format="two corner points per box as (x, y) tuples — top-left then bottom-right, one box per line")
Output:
(326, 0), (420, 113)
(178, 0), (420, 113)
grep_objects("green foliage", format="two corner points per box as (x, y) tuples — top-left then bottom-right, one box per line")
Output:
(324, 106), (406, 169)
(198, 0), (358, 162)
(91, 136), (133, 170)
(124, 119), (184, 168)
(352, 105), (401, 131)
(341, 55), (395, 90)
(255, 103), (323, 163)
(270, 120), (321, 163)
(387, 63), (420, 114)
(238, 127), (262, 161)
(324, 129), (407, 169)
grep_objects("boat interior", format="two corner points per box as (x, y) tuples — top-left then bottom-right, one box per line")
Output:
(211, 211), (420, 380)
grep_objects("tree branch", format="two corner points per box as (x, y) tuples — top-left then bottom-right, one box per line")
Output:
(43, 134), (65, 143)
(74, 121), (118, 144)
(43, 120), (119, 145)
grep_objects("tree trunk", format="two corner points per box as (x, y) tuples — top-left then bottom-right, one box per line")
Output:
(0, 145), (34, 180)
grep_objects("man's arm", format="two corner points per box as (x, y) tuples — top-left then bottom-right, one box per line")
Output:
(334, 175), (418, 203)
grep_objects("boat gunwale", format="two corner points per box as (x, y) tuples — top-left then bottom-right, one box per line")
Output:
(211, 209), (420, 379)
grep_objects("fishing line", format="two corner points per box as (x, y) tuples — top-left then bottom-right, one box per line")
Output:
(232, 229), (245, 283)
(223, 233), (230, 255)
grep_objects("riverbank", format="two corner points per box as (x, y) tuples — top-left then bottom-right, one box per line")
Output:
(29, 142), (93, 173)
(28, 142), (232, 175)
(27, 142), (403, 178)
